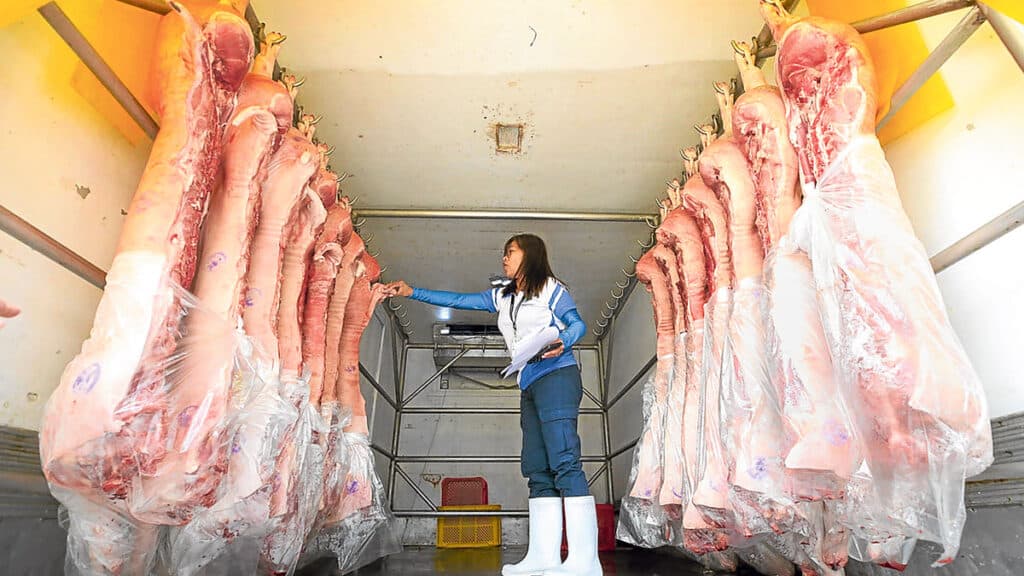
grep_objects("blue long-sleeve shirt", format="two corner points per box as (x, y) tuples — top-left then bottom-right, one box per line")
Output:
(410, 280), (586, 389)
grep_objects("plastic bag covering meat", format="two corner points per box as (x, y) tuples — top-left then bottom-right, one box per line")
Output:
(39, 2), (253, 519)
(48, 279), (288, 574)
(312, 402), (353, 531)
(721, 278), (806, 537)
(691, 290), (733, 529)
(788, 136), (992, 566)
(617, 370), (673, 548)
(301, 433), (402, 574)
(57, 493), (161, 576)
(764, 241), (857, 500)
(768, 3), (992, 564)
(165, 357), (297, 576)
(660, 332), (688, 507)
(259, 372), (326, 574)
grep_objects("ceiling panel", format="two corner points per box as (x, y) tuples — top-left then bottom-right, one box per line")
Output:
(360, 216), (651, 344)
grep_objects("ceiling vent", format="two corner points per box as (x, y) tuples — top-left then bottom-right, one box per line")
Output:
(495, 123), (523, 153)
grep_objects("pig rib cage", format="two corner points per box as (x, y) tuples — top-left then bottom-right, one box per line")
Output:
(0, 0), (1021, 522)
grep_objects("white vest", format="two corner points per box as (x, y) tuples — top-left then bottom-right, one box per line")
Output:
(493, 278), (567, 358)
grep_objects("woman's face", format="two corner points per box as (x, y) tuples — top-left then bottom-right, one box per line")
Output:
(503, 241), (524, 279)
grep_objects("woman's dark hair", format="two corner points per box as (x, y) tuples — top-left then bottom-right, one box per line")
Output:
(503, 233), (565, 299)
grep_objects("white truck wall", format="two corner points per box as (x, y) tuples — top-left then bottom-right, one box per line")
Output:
(0, 14), (150, 430)
(885, 13), (1024, 418)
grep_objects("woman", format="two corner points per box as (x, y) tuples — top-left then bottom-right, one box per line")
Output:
(387, 233), (602, 576)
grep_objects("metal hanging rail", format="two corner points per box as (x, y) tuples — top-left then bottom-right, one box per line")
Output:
(401, 407), (605, 415)
(0, 205), (106, 289)
(355, 209), (657, 223)
(756, 0), (977, 61)
(877, 6), (987, 129)
(395, 455), (607, 464)
(405, 342), (599, 351)
(605, 355), (658, 411)
(39, 2), (159, 139)
(113, 0), (170, 14)
(930, 200), (1024, 273)
(978, 2), (1024, 72)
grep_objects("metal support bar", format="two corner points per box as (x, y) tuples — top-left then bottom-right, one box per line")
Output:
(370, 443), (395, 461)
(854, 0), (977, 34)
(112, 0), (171, 14)
(931, 200), (1024, 273)
(979, 2), (1024, 73)
(355, 209), (657, 223)
(757, 0), (977, 61)
(609, 438), (640, 461)
(396, 455), (606, 463)
(39, 2), (159, 139)
(605, 355), (658, 411)
(401, 407), (604, 415)
(401, 348), (471, 406)
(581, 386), (603, 409)
(878, 6), (987, 129)
(359, 362), (398, 411)
(394, 509), (529, 517)
(405, 342), (599, 351)
(387, 343), (409, 504)
(587, 463), (608, 489)
(393, 463), (438, 511)
(597, 340), (615, 503)
(0, 205), (106, 288)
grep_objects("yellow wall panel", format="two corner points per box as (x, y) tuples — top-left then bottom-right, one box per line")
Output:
(804, 0), (955, 145)
(68, 0), (161, 145)
(982, 0), (1024, 25)
(0, 1), (47, 29)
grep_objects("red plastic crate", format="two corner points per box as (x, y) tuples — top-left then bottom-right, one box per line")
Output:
(561, 503), (615, 553)
(441, 476), (489, 506)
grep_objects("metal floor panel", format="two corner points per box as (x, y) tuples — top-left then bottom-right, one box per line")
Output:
(298, 546), (760, 576)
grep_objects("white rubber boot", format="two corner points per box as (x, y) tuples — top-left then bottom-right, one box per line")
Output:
(502, 497), (564, 575)
(543, 496), (602, 576)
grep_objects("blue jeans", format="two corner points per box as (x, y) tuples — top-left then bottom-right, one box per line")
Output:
(520, 365), (590, 498)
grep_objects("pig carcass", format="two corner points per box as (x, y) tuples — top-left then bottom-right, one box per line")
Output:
(762, 0), (991, 565)
(730, 38), (857, 499)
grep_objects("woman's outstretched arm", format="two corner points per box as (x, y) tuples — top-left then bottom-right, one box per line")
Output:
(387, 280), (498, 313)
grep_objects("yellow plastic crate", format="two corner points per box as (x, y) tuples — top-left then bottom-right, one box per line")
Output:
(436, 504), (502, 548)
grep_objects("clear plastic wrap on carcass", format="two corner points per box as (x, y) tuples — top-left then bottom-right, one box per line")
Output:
(735, 543), (796, 576)
(41, 277), (299, 570)
(165, 357), (298, 576)
(721, 278), (805, 537)
(788, 135), (993, 565)
(616, 366), (674, 548)
(763, 240), (858, 500)
(312, 401), (353, 531)
(690, 289), (734, 529)
(627, 352), (674, 503)
(659, 333), (689, 508)
(301, 432), (402, 574)
(259, 373), (327, 575)
(57, 492), (161, 576)
(681, 322), (730, 556)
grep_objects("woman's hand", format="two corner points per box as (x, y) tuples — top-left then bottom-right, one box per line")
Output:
(385, 280), (414, 298)
(541, 337), (564, 359)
